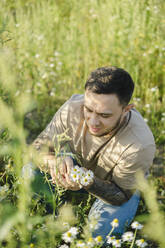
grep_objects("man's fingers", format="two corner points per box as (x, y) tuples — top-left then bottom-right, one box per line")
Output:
(64, 157), (74, 174)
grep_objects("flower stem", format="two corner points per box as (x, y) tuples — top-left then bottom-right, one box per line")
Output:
(130, 229), (137, 248)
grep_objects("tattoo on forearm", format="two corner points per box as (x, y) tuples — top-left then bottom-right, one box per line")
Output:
(86, 177), (133, 206)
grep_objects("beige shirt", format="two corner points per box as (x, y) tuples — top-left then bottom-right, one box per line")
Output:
(33, 94), (156, 190)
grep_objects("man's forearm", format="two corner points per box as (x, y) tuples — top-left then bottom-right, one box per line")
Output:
(85, 176), (133, 206)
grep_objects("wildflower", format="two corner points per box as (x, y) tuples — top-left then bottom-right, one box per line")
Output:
(70, 166), (94, 186)
(50, 91), (55, 96)
(54, 51), (60, 56)
(59, 245), (69, 248)
(76, 240), (86, 247)
(35, 54), (40, 58)
(95, 235), (103, 245)
(135, 239), (148, 247)
(29, 244), (34, 248)
(111, 218), (119, 228)
(122, 231), (134, 242)
(106, 236), (116, 244)
(144, 118), (148, 123)
(50, 63), (54, 68)
(71, 172), (80, 182)
(145, 104), (150, 108)
(112, 239), (122, 247)
(131, 221), (143, 230)
(80, 176), (92, 186)
(150, 86), (158, 92)
(42, 73), (47, 79)
(69, 227), (79, 237)
(85, 170), (94, 179)
(87, 237), (95, 247)
(62, 231), (74, 243)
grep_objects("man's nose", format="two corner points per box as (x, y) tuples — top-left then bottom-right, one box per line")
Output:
(89, 113), (100, 126)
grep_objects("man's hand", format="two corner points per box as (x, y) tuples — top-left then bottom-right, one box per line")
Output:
(43, 155), (81, 191)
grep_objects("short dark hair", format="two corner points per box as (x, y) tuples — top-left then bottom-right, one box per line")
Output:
(85, 66), (134, 106)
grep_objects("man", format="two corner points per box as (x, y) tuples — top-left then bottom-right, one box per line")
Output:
(32, 66), (155, 239)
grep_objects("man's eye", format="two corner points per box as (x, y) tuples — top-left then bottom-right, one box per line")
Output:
(85, 107), (92, 112)
(101, 114), (111, 118)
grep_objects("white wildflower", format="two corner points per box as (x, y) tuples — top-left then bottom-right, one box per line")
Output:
(42, 73), (47, 79)
(87, 237), (95, 247)
(69, 227), (79, 237)
(85, 170), (94, 179)
(62, 231), (74, 243)
(112, 239), (122, 247)
(59, 245), (69, 248)
(111, 218), (119, 228)
(95, 235), (103, 245)
(50, 91), (55, 96)
(150, 86), (158, 92)
(76, 240), (86, 247)
(50, 63), (54, 68)
(106, 236), (116, 244)
(145, 104), (150, 108)
(131, 221), (143, 230)
(80, 176), (92, 186)
(135, 239), (148, 247)
(54, 51), (60, 57)
(35, 54), (40, 58)
(122, 231), (134, 242)
(144, 118), (148, 123)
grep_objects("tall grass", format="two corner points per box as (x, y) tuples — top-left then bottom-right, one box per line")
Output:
(0, 0), (164, 247)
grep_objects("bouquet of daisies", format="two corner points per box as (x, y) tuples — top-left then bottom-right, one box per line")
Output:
(70, 165), (94, 187)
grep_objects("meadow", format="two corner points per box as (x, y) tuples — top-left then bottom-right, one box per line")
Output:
(0, 0), (165, 247)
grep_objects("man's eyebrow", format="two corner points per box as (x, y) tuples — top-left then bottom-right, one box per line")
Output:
(84, 104), (112, 115)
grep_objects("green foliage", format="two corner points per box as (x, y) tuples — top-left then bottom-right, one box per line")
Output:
(0, 0), (164, 247)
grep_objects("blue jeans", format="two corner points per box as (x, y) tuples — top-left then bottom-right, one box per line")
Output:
(22, 163), (140, 241)
(88, 191), (140, 240)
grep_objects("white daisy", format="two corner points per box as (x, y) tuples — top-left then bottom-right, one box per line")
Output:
(85, 170), (94, 180)
(62, 230), (74, 243)
(95, 235), (103, 245)
(111, 218), (119, 228)
(76, 240), (86, 247)
(112, 239), (122, 247)
(70, 172), (80, 182)
(87, 237), (95, 247)
(106, 236), (116, 244)
(80, 176), (91, 186)
(135, 239), (148, 247)
(59, 245), (69, 248)
(69, 227), (79, 237)
(131, 221), (143, 230)
(122, 231), (134, 242)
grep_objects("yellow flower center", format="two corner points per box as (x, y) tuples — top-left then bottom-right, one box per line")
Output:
(88, 237), (93, 242)
(96, 236), (102, 242)
(67, 232), (72, 237)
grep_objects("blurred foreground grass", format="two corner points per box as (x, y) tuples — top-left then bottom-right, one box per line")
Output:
(0, 0), (165, 247)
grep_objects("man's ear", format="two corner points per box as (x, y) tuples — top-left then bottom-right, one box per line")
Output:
(124, 103), (135, 113)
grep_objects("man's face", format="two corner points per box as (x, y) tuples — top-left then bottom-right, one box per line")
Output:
(84, 90), (130, 137)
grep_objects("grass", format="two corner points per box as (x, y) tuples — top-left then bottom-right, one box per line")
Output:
(0, 0), (165, 247)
